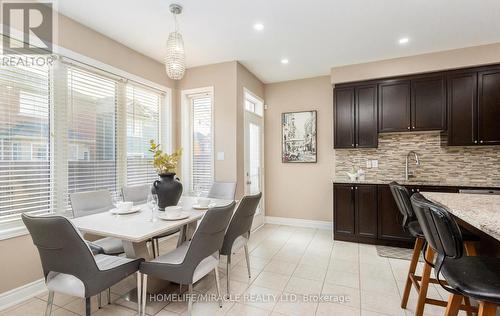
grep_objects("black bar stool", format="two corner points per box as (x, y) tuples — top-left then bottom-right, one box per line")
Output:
(389, 182), (479, 316)
(410, 193), (500, 316)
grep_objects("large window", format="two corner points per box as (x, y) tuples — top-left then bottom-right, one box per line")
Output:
(0, 56), (170, 234)
(126, 84), (162, 186)
(0, 64), (51, 229)
(182, 90), (214, 195)
(67, 67), (117, 198)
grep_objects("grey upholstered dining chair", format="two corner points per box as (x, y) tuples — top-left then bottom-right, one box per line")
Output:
(22, 214), (144, 316)
(121, 185), (180, 258)
(220, 192), (262, 297)
(121, 184), (151, 205)
(69, 190), (124, 256)
(140, 201), (236, 316)
(207, 182), (236, 200)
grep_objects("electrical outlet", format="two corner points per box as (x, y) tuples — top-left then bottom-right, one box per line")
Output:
(217, 152), (225, 161)
(366, 160), (372, 168)
(372, 160), (379, 168)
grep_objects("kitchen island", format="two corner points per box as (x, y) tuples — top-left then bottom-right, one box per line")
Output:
(421, 192), (500, 242)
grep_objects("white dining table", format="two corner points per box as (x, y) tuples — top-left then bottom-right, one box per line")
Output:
(72, 195), (233, 292)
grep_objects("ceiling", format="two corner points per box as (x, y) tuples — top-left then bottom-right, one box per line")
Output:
(57, 0), (500, 83)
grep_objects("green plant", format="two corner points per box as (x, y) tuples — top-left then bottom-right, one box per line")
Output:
(149, 140), (182, 174)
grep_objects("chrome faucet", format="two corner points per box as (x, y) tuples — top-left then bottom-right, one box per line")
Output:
(405, 151), (420, 181)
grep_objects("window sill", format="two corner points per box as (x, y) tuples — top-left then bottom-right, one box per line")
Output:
(0, 225), (29, 241)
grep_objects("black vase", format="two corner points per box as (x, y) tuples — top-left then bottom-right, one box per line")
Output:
(152, 173), (183, 211)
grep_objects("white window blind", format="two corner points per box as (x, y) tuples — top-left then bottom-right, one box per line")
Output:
(66, 66), (117, 201)
(190, 94), (213, 194)
(0, 63), (51, 227)
(126, 84), (161, 186)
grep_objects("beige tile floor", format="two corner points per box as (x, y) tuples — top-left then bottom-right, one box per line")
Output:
(0, 224), (477, 316)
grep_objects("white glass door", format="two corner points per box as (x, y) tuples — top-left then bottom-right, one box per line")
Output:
(245, 108), (264, 229)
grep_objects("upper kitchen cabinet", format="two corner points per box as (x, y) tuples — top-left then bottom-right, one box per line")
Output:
(447, 71), (477, 146)
(378, 80), (411, 132)
(334, 84), (377, 149)
(411, 74), (446, 131)
(478, 68), (500, 145)
(356, 85), (378, 148)
(334, 87), (355, 148)
(378, 75), (446, 133)
(447, 65), (500, 146)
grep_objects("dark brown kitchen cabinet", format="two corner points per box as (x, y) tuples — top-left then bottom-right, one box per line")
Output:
(356, 85), (378, 148)
(447, 66), (500, 146)
(447, 71), (478, 146)
(333, 184), (355, 236)
(377, 185), (413, 242)
(378, 80), (411, 132)
(379, 75), (446, 133)
(334, 85), (377, 149)
(355, 185), (378, 238)
(334, 87), (355, 148)
(333, 184), (377, 241)
(478, 69), (500, 145)
(411, 75), (446, 131)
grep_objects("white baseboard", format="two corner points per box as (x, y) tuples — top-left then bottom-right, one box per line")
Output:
(0, 278), (46, 311)
(265, 216), (332, 230)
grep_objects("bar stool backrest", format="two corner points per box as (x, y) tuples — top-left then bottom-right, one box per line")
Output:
(389, 181), (416, 230)
(410, 193), (464, 260)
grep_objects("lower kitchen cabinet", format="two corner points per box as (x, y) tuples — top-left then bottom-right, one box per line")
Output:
(377, 185), (413, 243)
(333, 182), (471, 248)
(333, 184), (377, 242)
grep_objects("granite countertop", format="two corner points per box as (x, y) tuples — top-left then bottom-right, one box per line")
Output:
(332, 177), (500, 188)
(421, 192), (500, 241)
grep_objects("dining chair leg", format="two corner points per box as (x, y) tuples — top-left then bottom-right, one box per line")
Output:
(141, 274), (148, 316)
(107, 288), (111, 304)
(98, 292), (102, 308)
(244, 244), (251, 278)
(214, 267), (222, 308)
(187, 283), (193, 316)
(155, 238), (160, 256)
(226, 255), (231, 298)
(45, 291), (54, 316)
(151, 239), (156, 258)
(464, 241), (477, 256)
(136, 272), (142, 316)
(85, 297), (91, 316)
(444, 294), (463, 316)
(179, 283), (182, 293)
(401, 237), (424, 309)
(478, 302), (497, 316)
(415, 244), (435, 316)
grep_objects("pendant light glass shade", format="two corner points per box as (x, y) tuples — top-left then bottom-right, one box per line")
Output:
(165, 4), (186, 80)
(165, 31), (186, 80)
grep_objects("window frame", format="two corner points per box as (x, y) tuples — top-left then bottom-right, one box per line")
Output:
(180, 87), (215, 195)
(0, 51), (172, 240)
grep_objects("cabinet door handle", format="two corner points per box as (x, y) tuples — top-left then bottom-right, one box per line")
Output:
(407, 126), (410, 130)
(351, 186), (354, 190)
(474, 140), (478, 144)
(480, 140), (484, 144)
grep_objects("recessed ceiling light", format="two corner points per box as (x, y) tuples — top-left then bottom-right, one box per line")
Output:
(253, 23), (264, 31)
(399, 37), (409, 45)
(281, 58), (289, 64)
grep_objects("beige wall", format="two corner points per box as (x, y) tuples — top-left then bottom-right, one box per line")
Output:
(331, 42), (500, 84)
(0, 14), (175, 295)
(236, 63), (265, 198)
(176, 61), (265, 198)
(264, 76), (334, 221)
(56, 15), (175, 88)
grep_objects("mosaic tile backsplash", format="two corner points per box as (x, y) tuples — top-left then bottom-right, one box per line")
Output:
(334, 133), (500, 187)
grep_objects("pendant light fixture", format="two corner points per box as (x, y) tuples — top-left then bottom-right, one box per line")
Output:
(165, 3), (186, 80)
